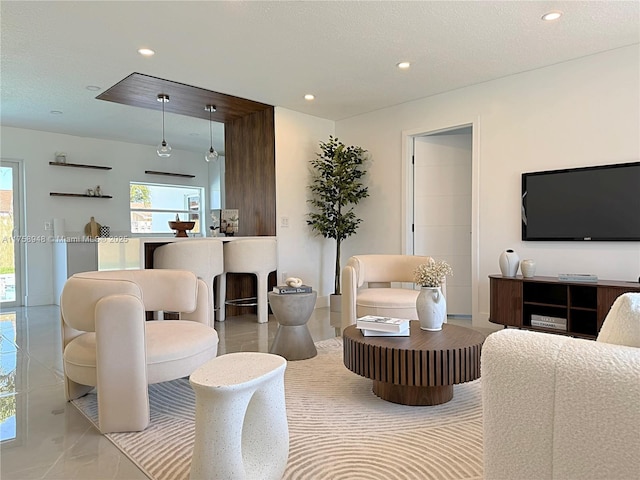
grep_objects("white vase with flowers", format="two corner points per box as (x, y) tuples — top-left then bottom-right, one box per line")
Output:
(414, 259), (453, 331)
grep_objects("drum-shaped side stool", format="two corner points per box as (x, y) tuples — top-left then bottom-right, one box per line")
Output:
(189, 352), (288, 480)
(268, 291), (318, 360)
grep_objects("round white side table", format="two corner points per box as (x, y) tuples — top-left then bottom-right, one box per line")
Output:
(189, 352), (288, 480)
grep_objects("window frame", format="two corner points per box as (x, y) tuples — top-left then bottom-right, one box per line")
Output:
(129, 182), (205, 235)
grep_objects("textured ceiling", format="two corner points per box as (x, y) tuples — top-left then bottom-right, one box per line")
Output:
(1, 1), (638, 155)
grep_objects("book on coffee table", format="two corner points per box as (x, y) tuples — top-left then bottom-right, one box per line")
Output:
(356, 315), (410, 333)
(360, 327), (410, 337)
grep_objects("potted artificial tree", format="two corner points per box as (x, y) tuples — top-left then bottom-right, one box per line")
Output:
(307, 136), (369, 310)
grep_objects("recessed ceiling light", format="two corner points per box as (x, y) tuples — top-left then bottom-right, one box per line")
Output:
(541, 11), (562, 21)
(397, 62), (411, 69)
(50, 110), (63, 115)
(138, 48), (155, 56)
(86, 85), (101, 91)
(304, 94), (315, 101)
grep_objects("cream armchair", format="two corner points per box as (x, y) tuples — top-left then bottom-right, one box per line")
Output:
(61, 269), (219, 433)
(341, 254), (446, 330)
(482, 293), (640, 479)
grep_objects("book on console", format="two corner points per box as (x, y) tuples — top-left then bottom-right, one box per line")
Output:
(272, 285), (313, 294)
(531, 314), (567, 331)
(360, 326), (410, 337)
(356, 315), (410, 333)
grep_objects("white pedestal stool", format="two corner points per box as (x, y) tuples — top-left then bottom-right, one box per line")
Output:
(189, 352), (288, 480)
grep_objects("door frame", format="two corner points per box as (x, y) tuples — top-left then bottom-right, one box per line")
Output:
(401, 118), (480, 324)
(0, 158), (25, 307)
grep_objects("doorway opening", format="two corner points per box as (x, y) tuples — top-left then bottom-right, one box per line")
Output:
(0, 160), (24, 307)
(403, 122), (479, 322)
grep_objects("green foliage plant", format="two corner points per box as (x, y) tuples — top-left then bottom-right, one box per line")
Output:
(130, 184), (151, 207)
(307, 136), (369, 295)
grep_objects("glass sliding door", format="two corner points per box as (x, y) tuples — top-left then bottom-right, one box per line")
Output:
(0, 160), (23, 307)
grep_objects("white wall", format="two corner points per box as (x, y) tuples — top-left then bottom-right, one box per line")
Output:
(335, 45), (640, 329)
(274, 108), (335, 305)
(1, 126), (208, 305)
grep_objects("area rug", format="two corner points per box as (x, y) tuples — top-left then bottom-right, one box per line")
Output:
(72, 338), (483, 479)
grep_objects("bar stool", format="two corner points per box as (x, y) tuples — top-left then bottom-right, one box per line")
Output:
(153, 239), (224, 325)
(218, 238), (277, 323)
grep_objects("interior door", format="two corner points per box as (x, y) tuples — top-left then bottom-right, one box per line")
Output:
(413, 131), (472, 317)
(0, 160), (23, 307)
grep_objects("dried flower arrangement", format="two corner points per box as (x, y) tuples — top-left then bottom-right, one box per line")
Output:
(414, 259), (453, 288)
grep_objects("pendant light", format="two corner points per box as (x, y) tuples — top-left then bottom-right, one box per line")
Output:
(205, 104), (219, 162)
(156, 94), (172, 157)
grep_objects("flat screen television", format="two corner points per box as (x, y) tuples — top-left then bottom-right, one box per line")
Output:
(521, 162), (640, 241)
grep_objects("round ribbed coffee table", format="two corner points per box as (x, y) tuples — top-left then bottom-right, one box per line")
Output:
(343, 321), (485, 406)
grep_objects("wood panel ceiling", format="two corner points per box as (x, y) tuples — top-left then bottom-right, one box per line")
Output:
(97, 72), (272, 123)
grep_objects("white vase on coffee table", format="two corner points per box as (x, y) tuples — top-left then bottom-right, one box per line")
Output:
(416, 286), (447, 331)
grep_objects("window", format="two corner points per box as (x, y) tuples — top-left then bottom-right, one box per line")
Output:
(130, 182), (204, 234)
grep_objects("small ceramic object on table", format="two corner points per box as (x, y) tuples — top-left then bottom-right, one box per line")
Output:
(520, 259), (536, 278)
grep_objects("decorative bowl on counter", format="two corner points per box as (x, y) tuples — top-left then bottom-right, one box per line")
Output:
(168, 221), (196, 237)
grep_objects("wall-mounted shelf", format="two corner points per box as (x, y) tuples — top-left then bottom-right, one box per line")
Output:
(49, 162), (112, 170)
(50, 193), (113, 198)
(145, 170), (195, 178)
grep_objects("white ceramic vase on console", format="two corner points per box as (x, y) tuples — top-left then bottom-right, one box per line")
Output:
(520, 259), (536, 278)
(416, 286), (447, 331)
(499, 249), (520, 277)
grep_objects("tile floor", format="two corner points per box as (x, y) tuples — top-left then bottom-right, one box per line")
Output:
(0, 305), (487, 479)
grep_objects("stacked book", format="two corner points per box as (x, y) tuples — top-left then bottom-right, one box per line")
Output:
(356, 315), (410, 336)
(272, 285), (313, 294)
(530, 314), (567, 331)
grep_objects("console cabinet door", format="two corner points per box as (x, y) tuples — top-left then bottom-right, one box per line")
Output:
(489, 277), (522, 327)
(596, 287), (632, 332)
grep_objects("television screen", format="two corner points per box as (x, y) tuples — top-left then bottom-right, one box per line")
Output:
(522, 162), (640, 241)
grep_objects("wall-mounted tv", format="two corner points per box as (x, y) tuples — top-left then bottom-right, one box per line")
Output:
(522, 162), (640, 241)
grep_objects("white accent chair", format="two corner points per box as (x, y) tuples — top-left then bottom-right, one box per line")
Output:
(153, 239), (225, 324)
(482, 292), (640, 480)
(219, 238), (277, 324)
(341, 254), (446, 330)
(61, 269), (219, 433)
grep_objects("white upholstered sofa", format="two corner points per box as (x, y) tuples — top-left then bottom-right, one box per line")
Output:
(481, 292), (640, 479)
(61, 269), (219, 433)
(341, 254), (446, 330)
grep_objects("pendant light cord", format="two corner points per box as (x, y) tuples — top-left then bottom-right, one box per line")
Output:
(162, 97), (166, 143)
(209, 107), (213, 147)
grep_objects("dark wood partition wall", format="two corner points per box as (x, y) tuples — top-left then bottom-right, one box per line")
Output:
(97, 73), (277, 319)
(224, 106), (277, 315)
(225, 107), (276, 236)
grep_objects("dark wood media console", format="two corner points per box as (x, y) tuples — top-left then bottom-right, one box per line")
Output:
(489, 275), (640, 340)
